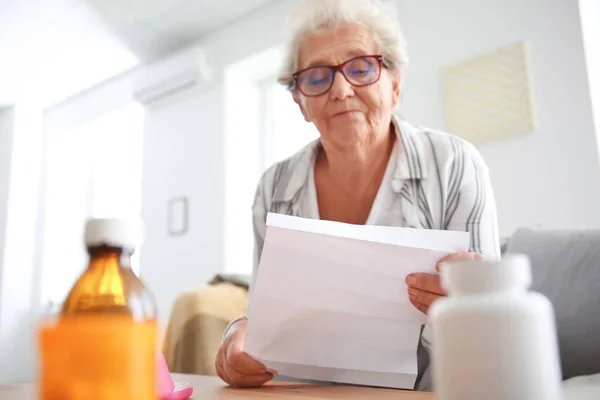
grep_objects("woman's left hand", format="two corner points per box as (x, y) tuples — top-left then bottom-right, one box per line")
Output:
(405, 252), (482, 315)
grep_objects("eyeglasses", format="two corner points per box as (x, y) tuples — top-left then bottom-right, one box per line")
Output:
(291, 55), (389, 97)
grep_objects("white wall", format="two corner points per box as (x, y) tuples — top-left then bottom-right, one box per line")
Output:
(0, 107), (14, 291)
(0, 103), (43, 383)
(398, 0), (600, 236)
(0, 109), (15, 345)
(0, 106), (23, 384)
(579, 0), (600, 159)
(223, 62), (262, 276)
(44, 69), (137, 137)
(141, 86), (224, 325)
(0, 107), (16, 383)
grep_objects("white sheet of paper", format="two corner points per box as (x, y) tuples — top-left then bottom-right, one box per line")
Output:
(245, 213), (470, 389)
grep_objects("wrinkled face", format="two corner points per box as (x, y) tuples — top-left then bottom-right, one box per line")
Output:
(293, 24), (401, 148)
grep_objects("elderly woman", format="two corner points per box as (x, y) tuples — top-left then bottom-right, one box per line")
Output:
(216, 0), (500, 391)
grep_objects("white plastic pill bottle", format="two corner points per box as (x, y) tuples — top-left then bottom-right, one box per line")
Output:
(430, 254), (562, 400)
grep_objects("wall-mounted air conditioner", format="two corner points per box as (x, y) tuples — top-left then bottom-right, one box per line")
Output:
(132, 46), (212, 105)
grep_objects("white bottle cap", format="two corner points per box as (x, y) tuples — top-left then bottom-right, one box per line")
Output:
(440, 254), (532, 295)
(84, 218), (143, 250)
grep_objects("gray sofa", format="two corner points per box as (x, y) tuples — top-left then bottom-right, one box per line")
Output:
(504, 227), (600, 380)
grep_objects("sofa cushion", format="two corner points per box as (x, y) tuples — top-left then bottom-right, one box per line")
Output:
(505, 228), (600, 379)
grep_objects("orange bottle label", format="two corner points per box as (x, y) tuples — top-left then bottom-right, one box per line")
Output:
(39, 317), (157, 400)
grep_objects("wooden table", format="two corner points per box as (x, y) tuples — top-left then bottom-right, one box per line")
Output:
(0, 374), (434, 399)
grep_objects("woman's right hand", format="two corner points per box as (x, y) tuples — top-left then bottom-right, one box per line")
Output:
(215, 319), (274, 387)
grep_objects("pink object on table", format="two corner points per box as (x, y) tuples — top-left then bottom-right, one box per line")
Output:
(157, 352), (194, 400)
(157, 352), (175, 398)
(171, 382), (194, 399)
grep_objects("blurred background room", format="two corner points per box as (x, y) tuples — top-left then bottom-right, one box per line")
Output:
(0, 0), (599, 385)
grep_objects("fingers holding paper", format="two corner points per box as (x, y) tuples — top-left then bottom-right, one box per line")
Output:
(406, 252), (482, 315)
(405, 273), (446, 315)
(436, 251), (483, 267)
(216, 319), (274, 388)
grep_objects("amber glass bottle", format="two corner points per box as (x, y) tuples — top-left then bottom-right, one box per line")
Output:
(40, 219), (158, 400)
(61, 219), (156, 319)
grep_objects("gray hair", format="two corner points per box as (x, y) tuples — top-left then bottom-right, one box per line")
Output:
(278, 0), (409, 89)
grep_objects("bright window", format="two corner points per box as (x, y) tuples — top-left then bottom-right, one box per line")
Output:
(39, 103), (144, 307)
(223, 47), (319, 276)
(262, 81), (319, 169)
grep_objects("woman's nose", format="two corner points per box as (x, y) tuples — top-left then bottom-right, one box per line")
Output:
(329, 70), (354, 100)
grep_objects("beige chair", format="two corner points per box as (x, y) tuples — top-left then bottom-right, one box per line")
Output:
(162, 277), (249, 375)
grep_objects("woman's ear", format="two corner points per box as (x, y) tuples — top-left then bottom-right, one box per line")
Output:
(292, 91), (311, 122)
(391, 71), (402, 107)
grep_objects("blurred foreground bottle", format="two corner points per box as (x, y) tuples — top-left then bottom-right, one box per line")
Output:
(39, 218), (158, 400)
(430, 255), (562, 400)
